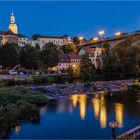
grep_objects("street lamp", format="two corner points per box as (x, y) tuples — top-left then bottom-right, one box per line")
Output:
(78, 36), (84, 45)
(115, 32), (122, 37)
(109, 121), (118, 139)
(98, 30), (105, 48)
(92, 37), (99, 42)
(98, 30), (105, 39)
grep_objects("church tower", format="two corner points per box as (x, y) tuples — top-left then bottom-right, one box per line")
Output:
(9, 10), (18, 34)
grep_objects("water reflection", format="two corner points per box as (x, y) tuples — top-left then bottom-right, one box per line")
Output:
(79, 95), (86, 120)
(92, 94), (107, 128)
(71, 94), (86, 120)
(92, 98), (100, 119)
(115, 103), (124, 128)
(71, 95), (78, 107)
(15, 125), (20, 135)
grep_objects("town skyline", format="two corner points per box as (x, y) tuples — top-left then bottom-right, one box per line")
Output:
(0, 1), (140, 39)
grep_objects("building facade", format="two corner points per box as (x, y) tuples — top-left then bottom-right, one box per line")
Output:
(0, 30), (18, 45)
(37, 35), (72, 50)
(78, 47), (103, 68)
(57, 54), (81, 73)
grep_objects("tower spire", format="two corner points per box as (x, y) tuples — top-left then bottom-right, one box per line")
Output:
(9, 10), (18, 34)
(11, 9), (14, 16)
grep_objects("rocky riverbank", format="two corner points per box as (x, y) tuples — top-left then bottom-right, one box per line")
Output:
(33, 79), (135, 99)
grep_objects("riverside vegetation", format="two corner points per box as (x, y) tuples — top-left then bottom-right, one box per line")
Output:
(0, 87), (48, 138)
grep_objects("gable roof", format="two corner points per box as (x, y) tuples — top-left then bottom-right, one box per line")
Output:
(0, 30), (16, 36)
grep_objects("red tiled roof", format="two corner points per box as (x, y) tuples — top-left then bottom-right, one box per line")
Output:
(84, 48), (96, 53)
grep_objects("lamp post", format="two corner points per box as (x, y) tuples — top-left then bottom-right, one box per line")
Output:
(98, 30), (105, 40)
(109, 121), (118, 139)
(115, 32), (122, 37)
(78, 36), (84, 45)
(98, 30), (105, 48)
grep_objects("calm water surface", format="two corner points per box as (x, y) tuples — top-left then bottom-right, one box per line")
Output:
(9, 91), (140, 139)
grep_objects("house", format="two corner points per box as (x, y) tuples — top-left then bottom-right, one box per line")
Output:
(57, 54), (82, 73)
(78, 47), (103, 68)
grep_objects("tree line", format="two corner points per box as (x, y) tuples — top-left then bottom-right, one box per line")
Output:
(0, 36), (140, 81)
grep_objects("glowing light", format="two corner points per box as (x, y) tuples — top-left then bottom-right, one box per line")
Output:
(79, 36), (84, 41)
(79, 94), (86, 120)
(92, 37), (99, 42)
(115, 103), (124, 128)
(72, 64), (76, 68)
(115, 32), (122, 37)
(98, 30), (105, 36)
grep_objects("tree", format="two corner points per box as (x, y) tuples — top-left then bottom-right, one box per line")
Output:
(67, 43), (77, 54)
(0, 44), (19, 68)
(31, 34), (41, 40)
(80, 54), (96, 82)
(20, 45), (37, 69)
(39, 43), (59, 68)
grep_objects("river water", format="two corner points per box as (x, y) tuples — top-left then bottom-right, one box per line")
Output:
(9, 91), (140, 139)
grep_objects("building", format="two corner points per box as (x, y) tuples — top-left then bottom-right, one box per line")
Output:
(57, 54), (81, 73)
(78, 47), (103, 68)
(9, 11), (18, 34)
(37, 35), (72, 50)
(17, 34), (29, 47)
(0, 30), (18, 45)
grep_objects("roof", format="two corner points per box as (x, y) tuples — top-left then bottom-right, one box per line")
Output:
(16, 34), (26, 38)
(0, 30), (16, 36)
(58, 54), (82, 63)
(84, 48), (96, 54)
(38, 35), (68, 39)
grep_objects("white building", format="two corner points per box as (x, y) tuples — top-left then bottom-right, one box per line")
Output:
(17, 34), (30, 47)
(37, 35), (72, 50)
(78, 47), (103, 68)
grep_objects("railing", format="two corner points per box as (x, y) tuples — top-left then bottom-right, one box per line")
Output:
(117, 125), (140, 139)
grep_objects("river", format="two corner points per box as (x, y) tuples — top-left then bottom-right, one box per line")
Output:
(9, 91), (140, 139)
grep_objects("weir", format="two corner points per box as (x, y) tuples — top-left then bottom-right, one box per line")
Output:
(117, 125), (140, 139)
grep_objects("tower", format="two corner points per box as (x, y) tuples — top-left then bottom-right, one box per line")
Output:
(9, 10), (18, 34)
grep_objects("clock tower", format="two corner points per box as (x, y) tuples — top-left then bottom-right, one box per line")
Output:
(9, 10), (18, 34)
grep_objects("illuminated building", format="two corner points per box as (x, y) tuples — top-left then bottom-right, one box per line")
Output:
(0, 30), (18, 45)
(9, 10), (18, 34)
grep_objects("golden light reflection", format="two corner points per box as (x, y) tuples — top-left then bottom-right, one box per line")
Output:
(100, 104), (107, 128)
(115, 103), (124, 128)
(92, 98), (100, 119)
(15, 125), (20, 135)
(92, 93), (107, 128)
(71, 94), (78, 107)
(71, 94), (87, 120)
(79, 94), (86, 120)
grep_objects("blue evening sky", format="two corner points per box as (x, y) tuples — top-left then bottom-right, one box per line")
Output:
(0, 1), (140, 39)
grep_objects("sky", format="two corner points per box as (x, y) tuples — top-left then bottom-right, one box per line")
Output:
(0, 1), (140, 39)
